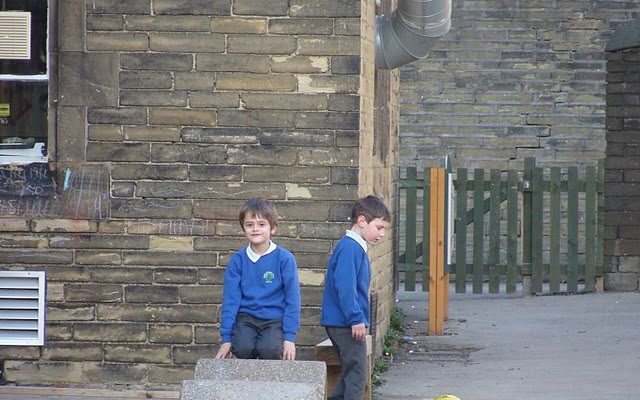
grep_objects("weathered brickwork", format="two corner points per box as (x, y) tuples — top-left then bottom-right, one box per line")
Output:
(0, 0), (398, 389)
(400, 1), (640, 170)
(604, 48), (640, 291)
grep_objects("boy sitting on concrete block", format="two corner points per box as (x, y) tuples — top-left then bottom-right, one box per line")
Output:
(216, 198), (301, 360)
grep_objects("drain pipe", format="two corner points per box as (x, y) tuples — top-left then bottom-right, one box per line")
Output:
(375, 0), (452, 70)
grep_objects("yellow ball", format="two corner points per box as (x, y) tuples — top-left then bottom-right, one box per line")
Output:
(434, 396), (461, 400)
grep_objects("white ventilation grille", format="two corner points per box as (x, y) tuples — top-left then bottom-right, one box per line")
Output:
(0, 271), (45, 346)
(0, 11), (31, 60)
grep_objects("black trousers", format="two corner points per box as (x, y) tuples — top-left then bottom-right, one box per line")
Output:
(231, 313), (283, 360)
(326, 326), (367, 400)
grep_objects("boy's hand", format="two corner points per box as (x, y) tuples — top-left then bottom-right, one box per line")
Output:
(282, 340), (296, 360)
(351, 323), (366, 341)
(215, 342), (233, 359)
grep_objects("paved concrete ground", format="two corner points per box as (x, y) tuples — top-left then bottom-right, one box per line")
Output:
(373, 290), (640, 400)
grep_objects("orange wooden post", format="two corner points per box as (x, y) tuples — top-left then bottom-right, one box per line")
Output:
(428, 168), (447, 335)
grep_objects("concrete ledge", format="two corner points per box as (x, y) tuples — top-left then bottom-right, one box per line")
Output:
(181, 379), (320, 400)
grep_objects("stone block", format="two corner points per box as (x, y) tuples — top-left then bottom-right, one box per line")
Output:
(225, 145), (297, 165)
(216, 73), (296, 92)
(217, 110), (295, 128)
(244, 166), (330, 184)
(126, 15), (210, 31)
(87, 14), (124, 31)
(97, 304), (218, 323)
(31, 219), (97, 233)
(181, 379), (321, 400)
(42, 344), (103, 361)
(121, 53), (193, 71)
(87, 32), (149, 51)
(86, 0), (151, 14)
(111, 199), (193, 219)
(120, 90), (187, 107)
(227, 35), (295, 54)
(104, 344), (172, 363)
(4, 361), (83, 385)
(150, 236), (194, 251)
(149, 365), (195, 384)
(604, 272), (639, 291)
(179, 285), (222, 304)
(242, 94), (327, 110)
(0, 218), (30, 232)
(298, 75), (359, 94)
(123, 126), (182, 142)
(88, 124), (122, 141)
(149, 108), (216, 126)
(270, 56), (329, 74)
(258, 129), (334, 147)
(269, 19), (333, 35)
(125, 285), (179, 303)
(297, 36), (359, 56)
(153, 0), (230, 15)
(289, 0), (360, 17)
(49, 234), (149, 249)
(194, 326), (220, 344)
(59, 0), (84, 51)
(190, 92), (241, 108)
(90, 267), (153, 284)
(151, 144), (226, 163)
(46, 305), (95, 321)
(82, 362), (147, 385)
(188, 166), (242, 181)
(86, 142), (150, 162)
(111, 162), (188, 181)
(0, 250), (73, 264)
(88, 107), (147, 124)
(64, 284), (123, 303)
(73, 323), (147, 342)
(295, 112), (359, 129)
(120, 71), (173, 89)
(210, 17), (267, 34)
(123, 251), (217, 266)
(150, 33), (225, 52)
(59, 53), (118, 107)
(233, 0), (288, 16)
(57, 106), (86, 162)
(175, 72), (216, 90)
(150, 324), (194, 344)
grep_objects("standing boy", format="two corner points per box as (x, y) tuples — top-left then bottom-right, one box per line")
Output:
(216, 198), (301, 360)
(321, 195), (391, 399)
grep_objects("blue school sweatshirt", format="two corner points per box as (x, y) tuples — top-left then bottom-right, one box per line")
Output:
(321, 235), (371, 328)
(220, 246), (301, 343)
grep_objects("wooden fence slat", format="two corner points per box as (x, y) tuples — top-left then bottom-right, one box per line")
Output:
(532, 167), (544, 294)
(550, 167), (561, 294)
(596, 159), (605, 289)
(405, 167), (417, 291)
(422, 168), (431, 292)
(455, 168), (468, 293)
(429, 169), (440, 334)
(584, 166), (596, 292)
(472, 168), (485, 294)
(567, 167), (579, 293)
(522, 158), (534, 292)
(506, 170), (518, 294)
(436, 168), (446, 334)
(489, 169), (501, 294)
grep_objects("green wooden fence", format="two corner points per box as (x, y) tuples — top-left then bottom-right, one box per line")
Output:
(398, 157), (605, 295)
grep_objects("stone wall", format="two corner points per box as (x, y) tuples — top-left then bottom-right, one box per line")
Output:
(604, 47), (640, 291)
(0, 0), (398, 388)
(400, 1), (640, 171)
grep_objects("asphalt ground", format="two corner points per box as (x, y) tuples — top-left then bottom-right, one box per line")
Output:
(373, 290), (640, 400)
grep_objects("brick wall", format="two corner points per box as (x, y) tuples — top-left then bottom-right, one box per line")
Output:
(400, 1), (640, 171)
(0, 0), (399, 388)
(604, 48), (640, 291)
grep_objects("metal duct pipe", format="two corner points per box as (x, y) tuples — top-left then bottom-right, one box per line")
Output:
(375, 0), (451, 70)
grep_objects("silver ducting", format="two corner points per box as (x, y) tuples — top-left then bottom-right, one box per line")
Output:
(375, 0), (452, 70)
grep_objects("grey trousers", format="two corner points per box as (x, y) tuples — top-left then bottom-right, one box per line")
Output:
(326, 327), (367, 400)
(231, 313), (283, 360)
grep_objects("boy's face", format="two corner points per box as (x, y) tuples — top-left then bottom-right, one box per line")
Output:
(242, 214), (275, 248)
(358, 216), (390, 245)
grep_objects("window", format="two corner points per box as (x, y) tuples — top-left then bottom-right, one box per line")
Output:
(0, 0), (49, 165)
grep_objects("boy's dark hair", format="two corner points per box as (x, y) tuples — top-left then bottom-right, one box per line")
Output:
(351, 195), (391, 223)
(238, 198), (278, 230)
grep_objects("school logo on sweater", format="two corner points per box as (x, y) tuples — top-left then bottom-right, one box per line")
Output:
(263, 271), (275, 284)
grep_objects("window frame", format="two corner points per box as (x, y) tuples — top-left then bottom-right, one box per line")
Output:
(0, 0), (51, 165)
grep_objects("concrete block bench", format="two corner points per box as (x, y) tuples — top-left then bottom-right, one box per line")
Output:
(315, 335), (372, 400)
(180, 358), (326, 400)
